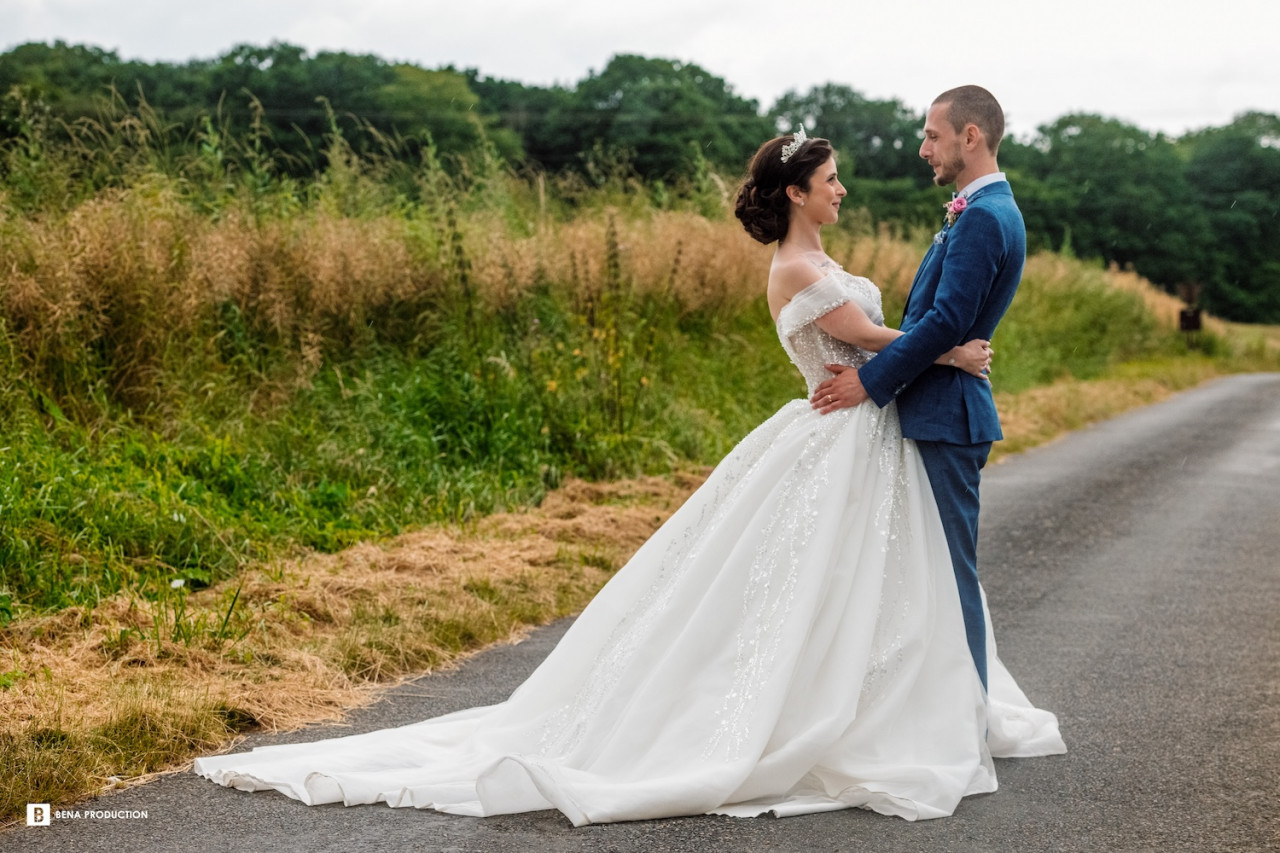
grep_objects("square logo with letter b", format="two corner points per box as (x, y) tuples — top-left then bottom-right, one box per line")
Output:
(27, 803), (52, 826)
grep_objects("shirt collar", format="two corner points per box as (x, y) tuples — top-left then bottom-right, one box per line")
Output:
(957, 171), (1007, 199)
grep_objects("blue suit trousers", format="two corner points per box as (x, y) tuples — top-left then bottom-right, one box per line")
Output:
(915, 439), (991, 691)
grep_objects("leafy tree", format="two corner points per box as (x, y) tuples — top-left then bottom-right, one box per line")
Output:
(0, 41), (513, 176)
(0, 41), (123, 115)
(1182, 112), (1280, 321)
(200, 43), (397, 166)
(1019, 114), (1212, 293)
(464, 71), (578, 170)
(374, 65), (510, 160)
(771, 84), (925, 183)
(570, 54), (772, 182)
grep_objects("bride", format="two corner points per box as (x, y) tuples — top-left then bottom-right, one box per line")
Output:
(194, 130), (1065, 826)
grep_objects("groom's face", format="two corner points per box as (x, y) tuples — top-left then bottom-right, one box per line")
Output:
(920, 103), (966, 187)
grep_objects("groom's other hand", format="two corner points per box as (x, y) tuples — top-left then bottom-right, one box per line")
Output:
(811, 364), (868, 414)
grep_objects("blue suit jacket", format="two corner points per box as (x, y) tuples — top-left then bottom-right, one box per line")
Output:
(859, 181), (1025, 444)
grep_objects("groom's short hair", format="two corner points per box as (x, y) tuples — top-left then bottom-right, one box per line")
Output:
(934, 85), (1004, 154)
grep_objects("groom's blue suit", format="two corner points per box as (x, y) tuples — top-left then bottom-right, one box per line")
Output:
(857, 179), (1025, 691)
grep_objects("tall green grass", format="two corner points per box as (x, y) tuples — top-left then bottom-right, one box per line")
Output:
(996, 260), (1183, 392)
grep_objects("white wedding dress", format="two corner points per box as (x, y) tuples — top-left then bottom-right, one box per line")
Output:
(195, 269), (1065, 825)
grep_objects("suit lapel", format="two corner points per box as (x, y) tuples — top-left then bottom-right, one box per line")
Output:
(902, 225), (948, 325)
(901, 182), (1011, 323)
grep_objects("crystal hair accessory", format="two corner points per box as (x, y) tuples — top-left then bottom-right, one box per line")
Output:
(780, 126), (808, 163)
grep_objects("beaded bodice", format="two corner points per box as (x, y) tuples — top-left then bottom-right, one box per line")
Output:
(775, 269), (885, 395)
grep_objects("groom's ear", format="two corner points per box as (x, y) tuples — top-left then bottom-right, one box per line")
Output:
(963, 123), (983, 150)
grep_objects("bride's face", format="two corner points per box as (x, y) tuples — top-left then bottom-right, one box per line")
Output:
(794, 156), (846, 225)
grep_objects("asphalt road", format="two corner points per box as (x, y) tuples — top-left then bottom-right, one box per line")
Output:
(8, 373), (1280, 853)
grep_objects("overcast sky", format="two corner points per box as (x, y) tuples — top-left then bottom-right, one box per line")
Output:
(4, 0), (1276, 139)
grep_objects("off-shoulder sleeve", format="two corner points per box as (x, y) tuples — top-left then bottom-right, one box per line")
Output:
(776, 275), (851, 340)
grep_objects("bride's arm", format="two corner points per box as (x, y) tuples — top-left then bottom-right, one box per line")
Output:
(814, 303), (991, 378)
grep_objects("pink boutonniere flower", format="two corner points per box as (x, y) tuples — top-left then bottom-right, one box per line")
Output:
(944, 195), (968, 226)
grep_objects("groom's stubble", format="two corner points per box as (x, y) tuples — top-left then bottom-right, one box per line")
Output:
(933, 146), (966, 188)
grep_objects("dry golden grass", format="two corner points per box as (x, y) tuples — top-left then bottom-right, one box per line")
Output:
(468, 210), (773, 311)
(2, 195), (778, 377)
(830, 226), (929, 307)
(0, 471), (705, 824)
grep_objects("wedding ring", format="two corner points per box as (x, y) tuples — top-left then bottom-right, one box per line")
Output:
(825, 395), (832, 403)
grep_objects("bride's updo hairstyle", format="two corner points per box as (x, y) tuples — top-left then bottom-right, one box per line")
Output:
(734, 131), (834, 245)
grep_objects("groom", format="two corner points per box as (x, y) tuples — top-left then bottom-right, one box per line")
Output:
(812, 85), (1024, 692)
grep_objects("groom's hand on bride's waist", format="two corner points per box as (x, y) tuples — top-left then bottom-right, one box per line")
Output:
(811, 364), (869, 414)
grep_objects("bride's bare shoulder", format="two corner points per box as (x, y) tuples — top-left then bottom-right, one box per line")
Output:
(768, 253), (829, 300)
(767, 253), (834, 318)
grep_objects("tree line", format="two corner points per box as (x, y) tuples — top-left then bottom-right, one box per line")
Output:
(2, 40), (1277, 322)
